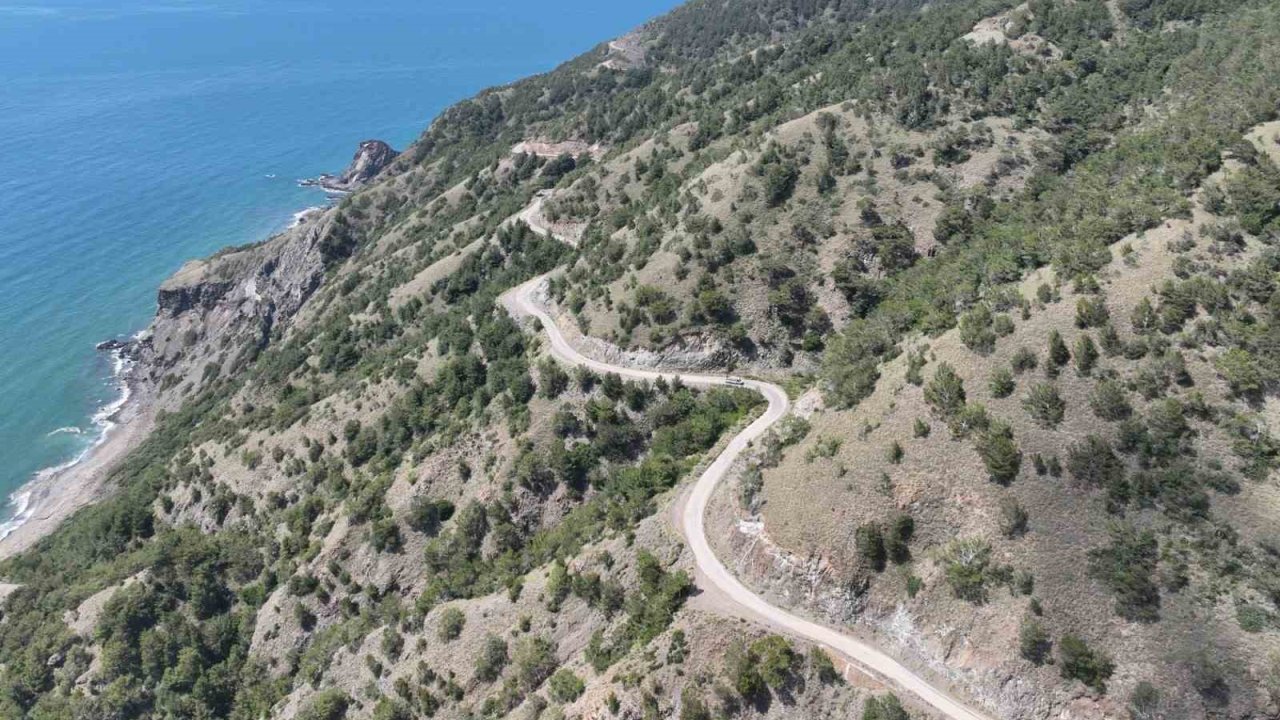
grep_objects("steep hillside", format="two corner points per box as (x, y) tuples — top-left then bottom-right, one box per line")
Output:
(3, 0), (1280, 718)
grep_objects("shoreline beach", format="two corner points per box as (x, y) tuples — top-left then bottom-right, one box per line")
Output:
(0, 351), (156, 562)
(0, 195), (341, 563)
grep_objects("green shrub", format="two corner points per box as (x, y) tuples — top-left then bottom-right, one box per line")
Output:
(1074, 335), (1099, 376)
(679, 687), (710, 720)
(1129, 682), (1162, 720)
(1047, 330), (1071, 367)
(941, 538), (993, 603)
(1019, 617), (1051, 665)
(1066, 436), (1125, 490)
(856, 523), (887, 572)
(474, 634), (509, 682)
(514, 636), (558, 690)
(999, 496), (1028, 537)
(1088, 523), (1160, 623)
(1076, 297), (1110, 328)
(548, 668), (584, 702)
(438, 607), (465, 642)
(959, 305), (997, 354)
(1058, 634), (1114, 692)
(863, 693), (910, 720)
(407, 498), (455, 536)
(810, 648), (840, 684)
(1023, 383), (1066, 427)
(1216, 348), (1265, 399)
(989, 367), (1015, 398)
(750, 635), (799, 689)
(1089, 380), (1131, 421)
(976, 422), (1022, 485)
(299, 689), (352, 720)
(1011, 347), (1038, 373)
(885, 514), (915, 564)
(924, 363), (966, 417)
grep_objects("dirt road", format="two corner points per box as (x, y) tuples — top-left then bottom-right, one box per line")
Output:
(501, 273), (994, 720)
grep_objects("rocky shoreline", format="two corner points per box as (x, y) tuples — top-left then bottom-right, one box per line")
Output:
(297, 139), (398, 193)
(0, 137), (398, 562)
(0, 341), (155, 561)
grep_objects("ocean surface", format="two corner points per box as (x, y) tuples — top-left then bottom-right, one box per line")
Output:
(0, 0), (677, 535)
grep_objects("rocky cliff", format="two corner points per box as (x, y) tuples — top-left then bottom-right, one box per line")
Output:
(124, 207), (337, 411)
(299, 139), (398, 193)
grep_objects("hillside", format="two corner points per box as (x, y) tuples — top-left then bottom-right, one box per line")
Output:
(3, 0), (1280, 718)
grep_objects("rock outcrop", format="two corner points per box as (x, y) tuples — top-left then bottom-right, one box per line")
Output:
(123, 209), (336, 411)
(299, 139), (398, 193)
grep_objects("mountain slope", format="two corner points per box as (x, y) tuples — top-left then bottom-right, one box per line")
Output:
(3, 0), (1280, 718)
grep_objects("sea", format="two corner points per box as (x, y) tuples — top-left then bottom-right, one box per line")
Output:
(0, 0), (677, 537)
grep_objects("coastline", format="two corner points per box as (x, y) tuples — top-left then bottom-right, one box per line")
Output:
(0, 351), (156, 562)
(0, 161), (353, 564)
(0, 192), (339, 563)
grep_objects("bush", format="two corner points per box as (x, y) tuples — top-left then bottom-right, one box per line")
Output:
(1048, 330), (1071, 367)
(999, 496), (1028, 537)
(538, 360), (570, 398)
(514, 636), (558, 690)
(1088, 523), (1160, 623)
(1076, 297), (1110, 328)
(474, 634), (509, 682)
(299, 689), (352, 720)
(680, 687), (710, 720)
(1089, 380), (1131, 421)
(913, 418), (931, 438)
(863, 693), (910, 720)
(1074, 335), (1099, 376)
(1099, 323), (1123, 356)
(1023, 383), (1066, 427)
(856, 523), (887, 572)
(407, 498), (455, 536)
(885, 514), (915, 564)
(1131, 297), (1157, 333)
(1019, 617), (1051, 665)
(948, 402), (991, 439)
(438, 607), (465, 642)
(1066, 436), (1125, 490)
(959, 305), (997, 354)
(1216, 347), (1265, 399)
(1058, 635), (1114, 692)
(726, 640), (767, 702)
(548, 668), (585, 702)
(989, 367), (1015, 398)
(924, 363), (966, 417)
(1189, 651), (1230, 707)
(1011, 347), (1038, 373)
(1128, 682), (1161, 720)
(976, 422), (1022, 485)
(810, 648), (840, 684)
(942, 538), (993, 603)
(751, 635), (799, 689)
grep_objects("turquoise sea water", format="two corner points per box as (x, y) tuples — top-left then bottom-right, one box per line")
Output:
(0, 0), (676, 531)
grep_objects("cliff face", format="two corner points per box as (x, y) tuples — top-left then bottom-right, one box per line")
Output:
(128, 208), (336, 411)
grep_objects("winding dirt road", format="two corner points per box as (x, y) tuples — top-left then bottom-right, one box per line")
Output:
(501, 274), (994, 720)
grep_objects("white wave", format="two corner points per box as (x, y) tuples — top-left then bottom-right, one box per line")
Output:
(47, 426), (84, 436)
(0, 491), (32, 541)
(290, 206), (324, 228)
(0, 345), (135, 541)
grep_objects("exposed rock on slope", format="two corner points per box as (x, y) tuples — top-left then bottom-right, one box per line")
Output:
(128, 209), (336, 411)
(300, 139), (399, 193)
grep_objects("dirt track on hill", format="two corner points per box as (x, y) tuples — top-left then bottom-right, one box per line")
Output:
(501, 253), (994, 720)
